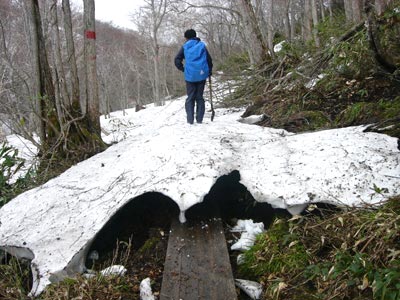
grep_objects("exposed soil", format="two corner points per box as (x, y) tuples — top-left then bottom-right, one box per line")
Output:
(91, 225), (170, 300)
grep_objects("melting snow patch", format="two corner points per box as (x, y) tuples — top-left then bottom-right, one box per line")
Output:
(237, 253), (245, 265)
(140, 277), (155, 300)
(238, 114), (269, 125)
(100, 265), (127, 277)
(305, 74), (326, 89)
(231, 219), (264, 251)
(235, 279), (263, 300)
(5, 134), (38, 183)
(274, 41), (286, 53)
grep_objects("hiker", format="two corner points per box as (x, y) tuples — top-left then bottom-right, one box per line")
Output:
(174, 29), (213, 124)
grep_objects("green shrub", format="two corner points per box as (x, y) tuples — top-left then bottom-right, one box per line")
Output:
(0, 142), (34, 208)
(238, 218), (309, 279)
(305, 252), (400, 300)
(236, 198), (400, 300)
(216, 52), (250, 74)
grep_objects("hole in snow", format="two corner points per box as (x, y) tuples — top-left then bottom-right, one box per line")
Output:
(85, 192), (179, 269)
(186, 170), (279, 227)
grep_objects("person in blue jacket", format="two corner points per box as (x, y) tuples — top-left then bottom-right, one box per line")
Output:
(175, 29), (213, 124)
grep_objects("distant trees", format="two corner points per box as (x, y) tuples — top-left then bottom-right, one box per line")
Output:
(343, 0), (393, 23)
(133, 0), (173, 106)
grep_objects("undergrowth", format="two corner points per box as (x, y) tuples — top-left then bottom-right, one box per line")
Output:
(238, 197), (400, 300)
(0, 231), (167, 300)
(0, 142), (35, 208)
(0, 255), (32, 300)
(228, 3), (400, 136)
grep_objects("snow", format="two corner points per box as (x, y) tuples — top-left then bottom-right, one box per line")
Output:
(305, 73), (326, 89)
(140, 277), (155, 300)
(274, 41), (286, 53)
(5, 134), (38, 183)
(235, 279), (263, 300)
(230, 219), (264, 251)
(5, 134), (37, 161)
(100, 265), (127, 276)
(0, 97), (399, 296)
(237, 114), (268, 125)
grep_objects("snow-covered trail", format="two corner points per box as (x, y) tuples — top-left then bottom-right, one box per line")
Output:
(0, 97), (399, 296)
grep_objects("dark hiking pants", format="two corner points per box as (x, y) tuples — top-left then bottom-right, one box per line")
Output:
(185, 80), (206, 124)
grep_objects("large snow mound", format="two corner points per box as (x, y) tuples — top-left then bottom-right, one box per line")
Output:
(0, 97), (399, 295)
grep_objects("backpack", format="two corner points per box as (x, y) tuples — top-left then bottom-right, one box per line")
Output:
(183, 39), (209, 82)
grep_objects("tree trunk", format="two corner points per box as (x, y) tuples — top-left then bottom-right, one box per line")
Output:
(375, 0), (384, 14)
(328, 0), (333, 19)
(344, 0), (353, 22)
(303, 0), (313, 41)
(289, 0), (296, 42)
(320, 0), (326, 20)
(374, 0), (391, 14)
(311, 0), (320, 47)
(239, 0), (270, 64)
(153, 38), (161, 105)
(28, 0), (60, 150)
(352, 0), (363, 22)
(83, 0), (101, 136)
(50, 0), (68, 125)
(152, 0), (167, 106)
(62, 0), (80, 111)
(266, 0), (275, 59)
(284, 0), (291, 41)
(364, 0), (397, 73)
(23, 1), (44, 143)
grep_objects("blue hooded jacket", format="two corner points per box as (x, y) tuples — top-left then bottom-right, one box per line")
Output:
(175, 38), (213, 83)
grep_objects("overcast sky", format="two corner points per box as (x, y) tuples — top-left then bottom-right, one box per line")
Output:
(71, 0), (145, 30)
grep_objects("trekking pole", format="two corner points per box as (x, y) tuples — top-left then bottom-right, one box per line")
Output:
(208, 76), (215, 121)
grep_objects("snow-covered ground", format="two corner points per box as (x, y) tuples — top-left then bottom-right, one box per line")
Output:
(0, 96), (399, 296)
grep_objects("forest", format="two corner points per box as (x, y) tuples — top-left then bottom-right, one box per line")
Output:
(0, 0), (399, 299)
(1, 0), (399, 163)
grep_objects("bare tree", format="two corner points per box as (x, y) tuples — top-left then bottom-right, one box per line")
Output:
(374, 0), (393, 14)
(364, 0), (397, 73)
(62, 0), (80, 111)
(265, 0), (275, 58)
(343, 0), (363, 23)
(311, 0), (320, 47)
(282, 0), (292, 41)
(0, 1), (35, 139)
(352, 0), (363, 22)
(18, 0), (106, 169)
(303, 0), (313, 41)
(50, 0), (68, 124)
(26, 0), (60, 152)
(83, 0), (101, 134)
(238, 0), (271, 64)
(136, 0), (171, 106)
(343, 0), (353, 22)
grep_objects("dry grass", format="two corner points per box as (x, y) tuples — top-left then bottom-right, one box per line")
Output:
(0, 232), (167, 300)
(238, 197), (400, 300)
